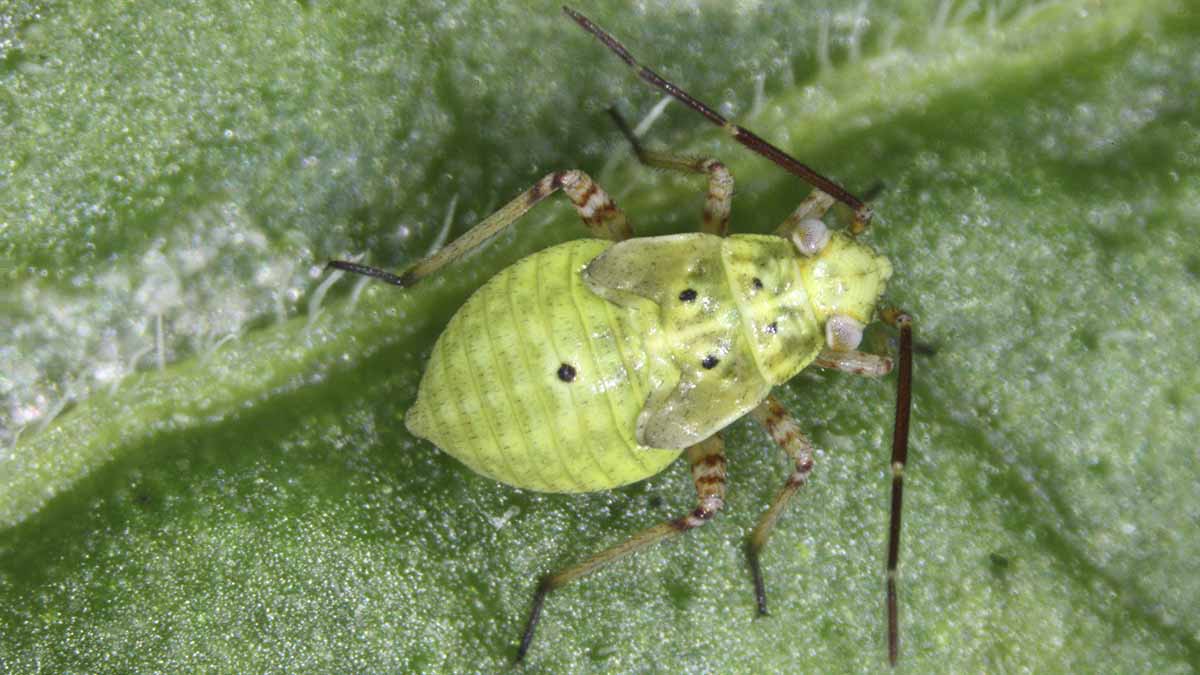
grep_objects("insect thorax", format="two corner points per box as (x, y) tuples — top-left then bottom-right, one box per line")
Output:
(583, 233), (823, 448)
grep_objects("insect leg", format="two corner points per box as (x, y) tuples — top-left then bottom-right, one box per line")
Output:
(608, 107), (733, 236)
(327, 170), (631, 287)
(879, 308), (914, 666)
(517, 435), (727, 662)
(814, 349), (894, 378)
(773, 188), (835, 239)
(790, 311), (914, 663)
(745, 395), (816, 616)
(564, 6), (873, 232)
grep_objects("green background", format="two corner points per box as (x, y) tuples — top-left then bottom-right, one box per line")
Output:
(3, 1), (1198, 672)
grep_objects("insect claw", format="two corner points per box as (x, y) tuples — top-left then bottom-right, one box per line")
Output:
(746, 540), (770, 616)
(516, 575), (554, 663)
(325, 259), (412, 288)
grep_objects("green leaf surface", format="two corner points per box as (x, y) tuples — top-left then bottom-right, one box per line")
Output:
(3, 1), (1199, 672)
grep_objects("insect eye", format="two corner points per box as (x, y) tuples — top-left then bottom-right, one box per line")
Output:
(752, 277), (764, 290)
(825, 314), (864, 351)
(791, 218), (831, 256)
(701, 355), (719, 369)
(679, 288), (698, 302)
(766, 322), (778, 335)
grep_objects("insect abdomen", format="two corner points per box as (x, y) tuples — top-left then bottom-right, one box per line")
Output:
(406, 239), (682, 492)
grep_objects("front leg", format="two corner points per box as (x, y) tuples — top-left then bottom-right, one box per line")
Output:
(814, 348), (893, 377)
(784, 314), (914, 665)
(806, 311), (916, 664)
(746, 395), (817, 615)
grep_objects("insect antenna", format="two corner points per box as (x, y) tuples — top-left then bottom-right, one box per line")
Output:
(883, 309), (914, 666)
(563, 6), (874, 232)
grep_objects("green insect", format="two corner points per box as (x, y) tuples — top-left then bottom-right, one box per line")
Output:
(329, 6), (915, 666)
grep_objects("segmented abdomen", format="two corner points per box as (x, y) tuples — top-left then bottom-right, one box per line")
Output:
(406, 239), (682, 492)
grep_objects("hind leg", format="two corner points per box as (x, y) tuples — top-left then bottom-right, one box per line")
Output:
(517, 435), (727, 662)
(328, 170), (631, 287)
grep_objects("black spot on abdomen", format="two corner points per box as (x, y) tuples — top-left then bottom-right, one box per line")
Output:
(557, 363), (577, 382)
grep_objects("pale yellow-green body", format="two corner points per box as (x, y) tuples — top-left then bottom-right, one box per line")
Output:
(405, 232), (891, 493)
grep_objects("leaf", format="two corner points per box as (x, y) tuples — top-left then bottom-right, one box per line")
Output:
(3, 1), (1198, 672)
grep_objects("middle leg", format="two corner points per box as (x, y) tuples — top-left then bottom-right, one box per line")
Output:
(608, 107), (733, 236)
(746, 394), (817, 615)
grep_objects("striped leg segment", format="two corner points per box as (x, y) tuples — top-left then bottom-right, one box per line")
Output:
(774, 189), (835, 239)
(517, 435), (727, 662)
(608, 107), (733, 236)
(327, 170), (631, 287)
(814, 348), (894, 378)
(565, 6), (873, 232)
(746, 395), (816, 616)
(880, 308), (914, 666)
